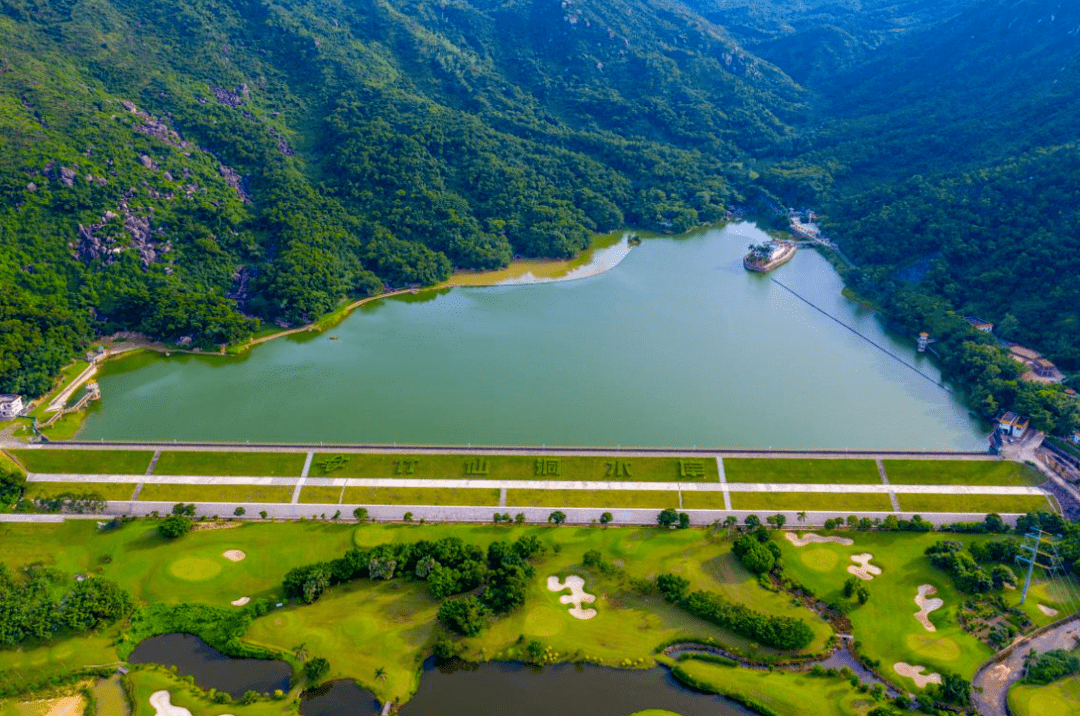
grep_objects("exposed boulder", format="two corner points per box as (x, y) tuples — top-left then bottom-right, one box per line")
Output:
(76, 198), (168, 268)
(219, 164), (250, 203)
(210, 85), (245, 107)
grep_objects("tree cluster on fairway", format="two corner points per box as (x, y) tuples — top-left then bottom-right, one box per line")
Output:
(159, 514), (193, 539)
(0, 465), (25, 510)
(657, 508), (690, 529)
(732, 530), (782, 576)
(968, 539), (1019, 564)
(940, 513), (1009, 535)
(283, 535), (545, 635)
(437, 597), (486, 637)
(926, 541), (1016, 593)
(1023, 649), (1080, 686)
(655, 571), (814, 651)
(842, 577), (871, 606)
(0, 565), (132, 647)
(303, 656), (330, 684)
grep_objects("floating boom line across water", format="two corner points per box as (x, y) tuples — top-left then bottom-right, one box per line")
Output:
(770, 277), (951, 394)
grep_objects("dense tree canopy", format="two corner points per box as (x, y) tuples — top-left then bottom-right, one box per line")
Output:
(0, 0), (1077, 411)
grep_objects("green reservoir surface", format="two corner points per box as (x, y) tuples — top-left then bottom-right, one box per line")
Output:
(80, 223), (985, 449)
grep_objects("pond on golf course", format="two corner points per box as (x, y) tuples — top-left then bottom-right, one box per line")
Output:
(127, 635), (753, 716)
(81, 222), (986, 450)
(127, 633), (292, 698)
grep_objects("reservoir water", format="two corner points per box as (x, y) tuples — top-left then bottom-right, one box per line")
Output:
(81, 223), (985, 449)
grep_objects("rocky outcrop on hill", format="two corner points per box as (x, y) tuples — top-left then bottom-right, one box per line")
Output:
(76, 196), (169, 268)
(122, 100), (192, 149)
(219, 164), (250, 203)
(210, 84), (248, 107)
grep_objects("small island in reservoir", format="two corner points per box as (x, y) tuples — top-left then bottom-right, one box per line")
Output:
(743, 240), (797, 273)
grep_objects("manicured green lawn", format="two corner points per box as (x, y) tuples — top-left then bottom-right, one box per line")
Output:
(883, 460), (1043, 486)
(1021, 574), (1080, 628)
(1008, 674), (1080, 716)
(153, 452), (306, 477)
(309, 454), (716, 482)
(505, 489), (676, 509)
(896, 493), (1052, 514)
(0, 521), (357, 608)
(667, 657), (871, 716)
(37, 412), (89, 442)
(23, 481), (136, 501)
(138, 484), (294, 504)
(246, 577), (439, 703)
(0, 630), (120, 693)
(776, 530), (997, 681)
(341, 487), (501, 506)
(249, 523), (831, 703)
(725, 459), (881, 484)
(8, 449), (153, 475)
(126, 668), (295, 716)
(724, 492), (894, 512)
(298, 486), (344, 504)
(0, 451), (24, 477)
(0, 521), (837, 707)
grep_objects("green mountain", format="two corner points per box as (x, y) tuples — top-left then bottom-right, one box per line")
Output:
(811, 0), (1080, 366)
(0, 0), (807, 395)
(1, 0), (1078, 432)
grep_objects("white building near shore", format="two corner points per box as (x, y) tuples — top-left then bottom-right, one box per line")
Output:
(0, 394), (24, 420)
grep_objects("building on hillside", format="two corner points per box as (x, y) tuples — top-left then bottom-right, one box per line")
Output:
(964, 316), (994, 332)
(0, 394), (24, 420)
(917, 332), (931, 352)
(85, 345), (106, 363)
(1033, 358), (1059, 378)
(1065, 388), (1078, 399)
(997, 411), (1029, 438)
(1010, 345), (1042, 363)
(1009, 344), (1064, 384)
(1073, 431), (1080, 446)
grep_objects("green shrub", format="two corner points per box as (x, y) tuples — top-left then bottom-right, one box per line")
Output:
(158, 514), (192, 539)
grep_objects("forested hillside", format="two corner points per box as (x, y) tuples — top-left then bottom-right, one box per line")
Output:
(0, 0), (809, 395)
(809, 0), (1080, 373)
(1, 0), (1078, 431)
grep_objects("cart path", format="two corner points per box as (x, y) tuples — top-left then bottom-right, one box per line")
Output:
(972, 614), (1080, 716)
(0, 505), (1042, 527)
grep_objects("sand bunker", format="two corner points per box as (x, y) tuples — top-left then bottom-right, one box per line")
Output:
(784, 532), (854, 548)
(894, 663), (942, 689)
(1038, 604), (1060, 617)
(914, 584), (944, 632)
(150, 691), (233, 716)
(846, 553), (882, 581)
(988, 663), (1012, 683)
(222, 550), (246, 562)
(231, 597), (250, 607)
(547, 575), (597, 620)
